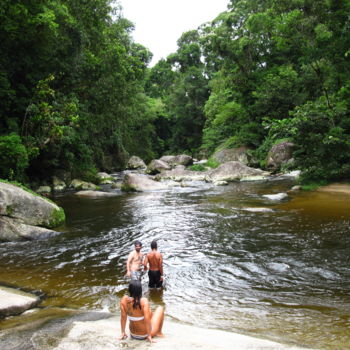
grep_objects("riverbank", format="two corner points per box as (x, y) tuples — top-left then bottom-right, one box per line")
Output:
(54, 316), (314, 350)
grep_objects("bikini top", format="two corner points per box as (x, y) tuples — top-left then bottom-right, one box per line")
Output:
(126, 300), (144, 322)
(127, 314), (144, 321)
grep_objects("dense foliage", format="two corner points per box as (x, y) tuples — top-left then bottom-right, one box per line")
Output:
(0, 0), (156, 183)
(146, 0), (350, 182)
(1, 0), (350, 185)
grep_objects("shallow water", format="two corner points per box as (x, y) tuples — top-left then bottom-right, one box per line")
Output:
(0, 179), (350, 349)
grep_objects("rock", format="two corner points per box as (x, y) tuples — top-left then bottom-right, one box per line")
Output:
(97, 172), (112, 179)
(36, 186), (51, 194)
(70, 179), (98, 190)
(122, 173), (168, 192)
(53, 316), (311, 350)
(0, 286), (41, 318)
(52, 176), (66, 192)
(160, 154), (193, 167)
(212, 146), (251, 165)
(266, 141), (295, 171)
(155, 167), (207, 182)
(74, 190), (120, 198)
(213, 181), (229, 186)
(146, 159), (171, 175)
(0, 216), (59, 241)
(97, 172), (115, 184)
(290, 185), (301, 191)
(207, 161), (269, 183)
(263, 193), (288, 200)
(0, 181), (65, 229)
(127, 156), (147, 170)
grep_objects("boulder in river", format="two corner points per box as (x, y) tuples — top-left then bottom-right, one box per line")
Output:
(69, 179), (98, 190)
(0, 286), (41, 318)
(122, 173), (167, 192)
(146, 159), (171, 175)
(155, 166), (207, 182)
(126, 156), (147, 170)
(0, 181), (65, 229)
(0, 216), (59, 241)
(159, 154), (193, 167)
(206, 161), (269, 183)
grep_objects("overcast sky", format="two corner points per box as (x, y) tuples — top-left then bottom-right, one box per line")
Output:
(119, 0), (229, 66)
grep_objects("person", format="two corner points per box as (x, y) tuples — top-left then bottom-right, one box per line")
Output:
(118, 280), (164, 342)
(144, 240), (164, 288)
(126, 240), (144, 281)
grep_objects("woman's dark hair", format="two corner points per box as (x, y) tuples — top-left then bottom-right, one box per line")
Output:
(129, 280), (142, 309)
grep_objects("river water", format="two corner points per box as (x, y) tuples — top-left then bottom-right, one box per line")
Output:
(0, 179), (349, 349)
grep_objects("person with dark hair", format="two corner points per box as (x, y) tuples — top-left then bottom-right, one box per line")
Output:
(118, 280), (164, 342)
(126, 240), (144, 281)
(144, 240), (164, 288)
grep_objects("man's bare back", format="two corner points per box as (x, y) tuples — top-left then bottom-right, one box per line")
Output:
(146, 251), (163, 271)
(145, 240), (163, 288)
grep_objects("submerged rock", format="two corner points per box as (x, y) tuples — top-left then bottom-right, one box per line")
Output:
(75, 190), (120, 198)
(263, 193), (288, 201)
(0, 286), (41, 318)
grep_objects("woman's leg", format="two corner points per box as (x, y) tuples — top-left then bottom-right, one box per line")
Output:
(150, 306), (164, 337)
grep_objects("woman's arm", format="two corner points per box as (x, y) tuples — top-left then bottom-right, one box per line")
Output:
(118, 297), (128, 339)
(141, 298), (154, 342)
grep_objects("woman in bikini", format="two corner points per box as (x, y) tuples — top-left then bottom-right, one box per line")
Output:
(118, 280), (164, 342)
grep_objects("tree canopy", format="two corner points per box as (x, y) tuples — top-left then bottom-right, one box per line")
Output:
(1, 0), (350, 185)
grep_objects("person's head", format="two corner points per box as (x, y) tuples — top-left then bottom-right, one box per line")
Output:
(151, 240), (157, 250)
(128, 279), (142, 309)
(134, 240), (142, 252)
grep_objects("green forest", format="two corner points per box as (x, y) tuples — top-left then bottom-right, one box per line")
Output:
(1, 0), (350, 187)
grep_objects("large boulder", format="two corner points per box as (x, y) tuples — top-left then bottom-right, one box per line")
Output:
(212, 146), (251, 165)
(266, 141), (295, 171)
(207, 161), (269, 183)
(160, 154), (193, 167)
(122, 173), (167, 192)
(126, 156), (147, 170)
(146, 159), (171, 175)
(0, 182), (65, 229)
(0, 286), (41, 318)
(0, 216), (58, 241)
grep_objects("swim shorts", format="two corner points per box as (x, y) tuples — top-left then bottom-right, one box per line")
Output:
(148, 270), (163, 288)
(131, 271), (142, 281)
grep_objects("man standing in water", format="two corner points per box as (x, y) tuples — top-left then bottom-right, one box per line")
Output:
(144, 240), (164, 288)
(126, 240), (144, 281)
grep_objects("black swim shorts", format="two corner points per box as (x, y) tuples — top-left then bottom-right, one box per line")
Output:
(148, 270), (163, 288)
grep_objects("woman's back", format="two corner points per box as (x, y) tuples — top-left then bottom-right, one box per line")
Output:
(124, 296), (148, 337)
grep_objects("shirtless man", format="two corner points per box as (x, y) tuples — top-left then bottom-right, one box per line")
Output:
(144, 240), (163, 288)
(126, 240), (144, 281)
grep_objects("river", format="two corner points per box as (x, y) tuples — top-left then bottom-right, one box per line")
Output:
(0, 178), (349, 349)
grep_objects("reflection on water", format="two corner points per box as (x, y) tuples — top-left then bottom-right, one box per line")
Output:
(0, 180), (350, 349)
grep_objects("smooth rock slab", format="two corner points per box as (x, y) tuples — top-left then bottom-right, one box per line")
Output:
(54, 317), (314, 350)
(0, 286), (40, 318)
